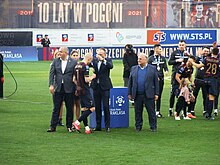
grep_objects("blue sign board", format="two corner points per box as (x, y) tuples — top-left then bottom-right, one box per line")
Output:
(151, 30), (216, 45)
(38, 45), (217, 60)
(90, 87), (129, 128)
(0, 47), (38, 62)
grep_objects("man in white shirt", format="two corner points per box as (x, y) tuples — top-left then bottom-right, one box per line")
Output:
(47, 47), (77, 133)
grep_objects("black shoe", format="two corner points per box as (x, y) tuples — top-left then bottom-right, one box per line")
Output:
(156, 113), (163, 118)
(168, 110), (173, 117)
(67, 127), (74, 133)
(57, 118), (64, 126)
(105, 128), (110, 133)
(135, 128), (142, 132)
(93, 128), (101, 131)
(47, 127), (56, 132)
(214, 109), (218, 116)
(204, 112), (209, 118)
(207, 116), (215, 120)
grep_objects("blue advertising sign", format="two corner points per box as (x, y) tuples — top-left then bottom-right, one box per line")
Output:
(0, 47), (38, 62)
(90, 87), (129, 128)
(147, 30), (217, 45)
(38, 45), (215, 60)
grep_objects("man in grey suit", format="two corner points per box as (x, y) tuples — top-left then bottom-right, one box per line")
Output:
(128, 53), (159, 132)
(47, 47), (77, 133)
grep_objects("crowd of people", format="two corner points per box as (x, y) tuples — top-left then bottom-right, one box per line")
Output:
(47, 40), (220, 134)
(47, 47), (113, 134)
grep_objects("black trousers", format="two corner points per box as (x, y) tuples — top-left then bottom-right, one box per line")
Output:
(50, 86), (74, 129)
(93, 85), (110, 129)
(156, 79), (164, 112)
(175, 96), (190, 116)
(192, 79), (207, 112)
(214, 80), (220, 109)
(169, 72), (176, 109)
(134, 94), (157, 130)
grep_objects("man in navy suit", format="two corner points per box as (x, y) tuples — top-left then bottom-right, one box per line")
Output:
(47, 47), (77, 133)
(91, 48), (113, 132)
(128, 53), (159, 132)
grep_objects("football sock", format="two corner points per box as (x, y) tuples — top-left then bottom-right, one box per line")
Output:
(78, 109), (92, 122)
(207, 100), (214, 117)
(81, 111), (88, 126)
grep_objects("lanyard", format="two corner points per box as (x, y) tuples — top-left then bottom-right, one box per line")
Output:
(178, 50), (184, 57)
(154, 55), (161, 71)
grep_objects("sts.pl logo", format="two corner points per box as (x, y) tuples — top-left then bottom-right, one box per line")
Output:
(153, 31), (166, 42)
(147, 30), (166, 44)
(62, 34), (68, 42)
(36, 34), (43, 42)
(88, 34), (94, 41)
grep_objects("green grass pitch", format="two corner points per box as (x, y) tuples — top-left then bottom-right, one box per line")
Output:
(0, 60), (219, 165)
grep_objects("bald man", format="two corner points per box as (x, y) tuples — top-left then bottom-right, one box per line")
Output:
(47, 47), (77, 133)
(128, 53), (159, 132)
(72, 53), (96, 134)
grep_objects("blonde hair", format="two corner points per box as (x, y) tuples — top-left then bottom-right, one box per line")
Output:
(53, 49), (60, 58)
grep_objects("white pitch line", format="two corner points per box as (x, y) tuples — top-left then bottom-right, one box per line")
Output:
(0, 99), (49, 105)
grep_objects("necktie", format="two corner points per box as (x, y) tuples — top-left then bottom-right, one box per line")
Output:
(98, 61), (101, 71)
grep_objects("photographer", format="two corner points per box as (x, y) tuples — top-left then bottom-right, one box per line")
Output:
(41, 34), (51, 47)
(123, 44), (138, 87)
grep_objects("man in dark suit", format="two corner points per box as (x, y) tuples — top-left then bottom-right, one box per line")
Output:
(148, 44), (168, 118)
(47, 47), (77, 133)
(41, 34), (51, 47)
(128, 53), (159, 132)
(91, 48), (113, 132)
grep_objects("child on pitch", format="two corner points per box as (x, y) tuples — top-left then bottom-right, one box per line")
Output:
(175, 78), (195, 120)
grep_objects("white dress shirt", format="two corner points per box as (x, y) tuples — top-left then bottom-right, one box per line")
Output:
(61, 57), (68, 83)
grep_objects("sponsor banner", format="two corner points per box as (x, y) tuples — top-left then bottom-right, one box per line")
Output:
(0, 47), (38, 62)
(38, 45), (213, 60)
(1, 1), (220, 29)
(147, 30), (217, 45)
(33, 29), (111, 46)
(0, 32), (32, 46)
(147, 0), (166, 28)
(218, 29), (220, 45)
(5, 0), (145, 29)
(90, 87), (129, 128)
(111, 29), (146, 45)
(34, 28), (218, 47)
(187, 2), (220, 28)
